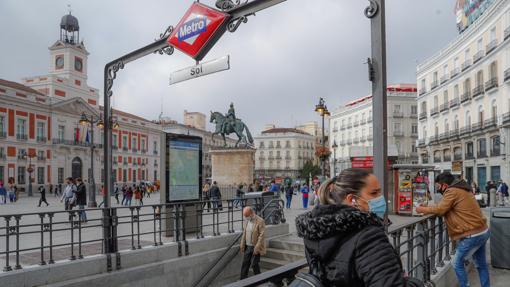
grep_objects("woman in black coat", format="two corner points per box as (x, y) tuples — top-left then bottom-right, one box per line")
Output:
(295, 168), (406, 287)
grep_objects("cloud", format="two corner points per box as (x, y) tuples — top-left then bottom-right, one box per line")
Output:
(0, 0), (458, 134)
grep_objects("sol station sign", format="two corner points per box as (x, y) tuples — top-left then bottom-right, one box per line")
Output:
(167, 2), (229, 61)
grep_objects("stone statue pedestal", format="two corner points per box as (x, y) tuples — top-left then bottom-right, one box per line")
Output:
(210, 148), (255, 185)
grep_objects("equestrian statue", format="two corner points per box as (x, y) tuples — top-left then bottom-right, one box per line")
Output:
(210, 103), (254, 147)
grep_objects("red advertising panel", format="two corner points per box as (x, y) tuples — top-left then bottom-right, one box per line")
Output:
(167, 3), (228, 60)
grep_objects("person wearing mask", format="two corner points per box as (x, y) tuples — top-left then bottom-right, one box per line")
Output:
(299, 183), (310, 209)
(239, 206), (266, 279)
(295, 168), (406, 286)
(37, 185), (49, 207)
(60, 177), (77, 211)
(416, 172), (489, 287)
(75, 178), (87, 222)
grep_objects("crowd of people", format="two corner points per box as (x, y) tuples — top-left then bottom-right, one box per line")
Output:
(0, 177), (20, 204)
(471, 179), (509, 207)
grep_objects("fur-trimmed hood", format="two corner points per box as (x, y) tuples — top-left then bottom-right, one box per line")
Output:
(295, 204), (383, 241)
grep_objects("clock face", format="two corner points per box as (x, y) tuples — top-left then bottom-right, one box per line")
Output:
(55, 56), (64, 69)
(74, 58), (83, 72)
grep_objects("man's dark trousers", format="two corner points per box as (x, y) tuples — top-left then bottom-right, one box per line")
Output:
(240, 246), (261, 279)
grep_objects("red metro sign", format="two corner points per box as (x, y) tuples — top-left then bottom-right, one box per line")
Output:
(168, 3), (229, 61)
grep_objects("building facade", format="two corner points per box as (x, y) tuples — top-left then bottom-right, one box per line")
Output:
(158, 118), (237, 182)
(417, 0), (510, 190)
(254, 128), (315, 179)
(329, 84), (419, 175)
(183, 110), (206, 130)
(0, 13), (161, 194)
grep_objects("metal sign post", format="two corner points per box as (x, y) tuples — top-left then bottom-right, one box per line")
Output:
(101, 0), (286, 266)
(365, 0), (389, 228)
(169, 55), (230, 85)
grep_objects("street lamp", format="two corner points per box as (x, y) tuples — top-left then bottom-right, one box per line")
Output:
(315, 97), (330, 177)
(24, 151), (36, 197)
(79, 113), (104, 207)
(332, 140), (338, 176)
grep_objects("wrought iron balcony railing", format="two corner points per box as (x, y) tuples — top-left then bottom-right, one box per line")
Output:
(431, 80), (439, 90)
(440, 75), (448, 84)
(505, 68), (510, 82)
(439, 103), (449, 112)
(473, 50), (485, 63)
(505, 26), (510, 40)
(393, 112), (404, 118)
(16, 133), (28, 141)
(449, 97), (460, 108)
(419, 112), (427, 120)
(486, 40), (498, 54)
(461, 59), (472, 71)
(472, 85), (484, 98)
(0, 131), (5, 139)
(485, 77), (498, 92)
(450, 68), (460, 78)
(430, 107), (439, 116)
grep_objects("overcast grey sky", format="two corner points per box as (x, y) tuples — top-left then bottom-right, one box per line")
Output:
(0, 0), (458, 133)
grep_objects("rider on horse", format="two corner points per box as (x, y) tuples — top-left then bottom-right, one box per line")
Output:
(224, 103), (236, 132)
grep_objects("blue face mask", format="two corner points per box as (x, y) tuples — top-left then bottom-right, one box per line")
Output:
(367, 195), (386, 219)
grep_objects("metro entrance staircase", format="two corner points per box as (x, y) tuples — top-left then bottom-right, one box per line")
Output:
(260, 234), (306, 272)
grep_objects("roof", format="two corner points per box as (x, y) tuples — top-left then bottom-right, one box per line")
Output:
(99, 106), (153, 123)
(262, 128), (311, 136)
(0, 78), (45, 96)
(344, 83), (416, 107)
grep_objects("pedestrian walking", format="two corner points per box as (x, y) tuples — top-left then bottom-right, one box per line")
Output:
(299, 183), (309, 209)
(121, 184), (127, 205)
(7, 178), (16, 203)
(37, 185), (49, 207)
(98, 185), (106, 207)
(239, 206), (266, 280)
(49, 184), (53, 195)
(497, 180), (509, 206)
(134, 186), (142, 206)
(209, 181), (222, 210)
(202, 182), (211, 212)
(125, 186), (133, 206)
(75, 178), (87, 222)
(417, 172), (489, 287)
(285, 185), (293, 209)
(114, 184), (120, 204)
(60, 177), (77, 211)
(234, 184), (244, 208)
(0, 181), (6, 204)
(295, 168), (408, 286)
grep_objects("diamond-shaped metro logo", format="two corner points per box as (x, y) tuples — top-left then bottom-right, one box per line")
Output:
(168, 3), (228, 60)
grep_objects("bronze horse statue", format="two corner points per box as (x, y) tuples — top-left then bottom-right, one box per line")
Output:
(210, 111), (254, 147)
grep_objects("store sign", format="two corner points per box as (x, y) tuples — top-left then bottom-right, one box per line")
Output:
(455, 0), (496, 33)
(452, 161), (463, 173)
(169, 55), (230, 85)
(167, 2), (229, 60)
(350, 157), (391, 169)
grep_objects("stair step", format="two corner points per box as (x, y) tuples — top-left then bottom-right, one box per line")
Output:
(268, 239), (306, 253)
(259, 257), (290, 270)
(265, 248), (305, 262)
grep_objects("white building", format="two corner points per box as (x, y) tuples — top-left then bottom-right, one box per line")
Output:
(417, 0), (510, 189)
(0, 12), (161, 194)
(254, 128), (315, 179)
(329, 84), (419, 174)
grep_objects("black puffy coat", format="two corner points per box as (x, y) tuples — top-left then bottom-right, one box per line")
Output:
(295, 204), (405, 287)
(75, 183), (87, 206)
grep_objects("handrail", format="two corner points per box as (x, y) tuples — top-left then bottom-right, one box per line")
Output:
(192, 195), (285, 287)
(223, 259), (308, 287)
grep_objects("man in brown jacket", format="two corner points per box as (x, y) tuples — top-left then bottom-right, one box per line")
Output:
(240, 206), (266, 279)
(416, 172), (489, 287)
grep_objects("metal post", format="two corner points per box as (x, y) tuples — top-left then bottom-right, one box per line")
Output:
(28, 157), (33, 197)
(321, 114), (325, 176)
(333, 149), (337, 176)
(89, 119), (97, 207)
(366, 0), (388, 225)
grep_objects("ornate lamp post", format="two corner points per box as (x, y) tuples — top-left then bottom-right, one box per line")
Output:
(25, 152), (35, 197)
(315, 97), (330, 176)
(332, 140), (338, 176)
(80, 113), (104, 207)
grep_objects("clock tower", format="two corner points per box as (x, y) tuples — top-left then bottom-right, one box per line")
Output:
(49, 11), (89, 84)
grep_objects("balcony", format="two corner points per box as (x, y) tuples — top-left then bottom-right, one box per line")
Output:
(419, 88), (427, 95)
(16, 133), (28, 141)
(419, 112), (427, 120)
(353, 121), (360, 127)
(505, 68), (510, 82)
(444, 155), (452, 162)
(439, 132), (449, 141)
(454, 153), (463, 161)
(52, 138), (97, 148)
(36, 136), (47, 143)
(122, 147), (128, 151)
(477, 151), (488, 158)
(367, 134), (373, 140)
(112, 145), (118, 150)
(439, 103), (449, 112)
(473, 50), (485, 63)
(431, 80), (439, 90)
(141, 149), (147, 154)
(429, 135), (439, 144)
(491, 149), (501, 157)
(410, 113), (417, 119)
(430, 107), (439, 116)
(393, 130), (404, 137)
(461, 59), (472, 71)
(132, 148), (138, 153)
(347, 139), (353, 145)
(483, 117), (498, 130)
(0, 131), (5, 139)
(486, 40), (498, 54)
(0, 153), (5, 160)
(503, 112), (510, 125)
(505, 26), (510, 40)
(37, 156), (45, 161)
(347, 123), (353, 128)
(153, 150), (158, 155)
(340, 140), (346, 146)
(393, 112), (404, 118)
(461, 90), (472, 103)
(472, 85), (484, 98)
(360, 118), (367, 125)
(485, 77), (498, 92)
(418, 139), (426, 147)
(367, 116), (373, 123)
(450, 68), (460, 78)
(433, 156), (442, 163)
(471, 122), (483, 133)
(459, 126), (471, 136)
(411, 132), (418, 138)
(285, 156), (291, 160)
(449, 97), (460, 108)
(449, 129), (459, 139)
(465, 153), (475, 160)
(353, 138), (360, 144)
(360, 136), (366, 142)
(440, 75), (449, 84)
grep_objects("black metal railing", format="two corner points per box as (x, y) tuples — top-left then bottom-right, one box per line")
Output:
(0, 198), (282, 272)
(465, 153), (474, 160)
(473, 50), (484, 63)
(36, 136), (47, 143)
(485, 77), (498, 92)
(505, 68), (510, 82)
(450, 68), (460, 78)
(502, 112), (510, 125)
(461, 60), (472, 71)
(439, 103), (449, 112)
(430, 107), (439, 116)
(486, 40), (498, 54)
(430, 81), (438, 91)
(449, 97), (460, 108)
(461, 91), (472, 102)
(0, 131), (6, 139)
(16, 134), (28, 141)
(419, 112), (427, 120)
(51, 139), (103, 149)
(231, 216), (454, 287)
(440, 75), (448, 84)
(419, 88), (426, 96)
(472, 85), (484, 98)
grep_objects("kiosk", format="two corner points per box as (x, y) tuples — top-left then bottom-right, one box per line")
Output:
(392, 164), (436, 216)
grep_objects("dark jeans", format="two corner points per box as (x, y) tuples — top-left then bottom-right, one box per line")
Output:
(453, 231), (490, 287)
(286, 195), (292, 208)
(240, 246), (260, 279)
(38, 197), (49, 206)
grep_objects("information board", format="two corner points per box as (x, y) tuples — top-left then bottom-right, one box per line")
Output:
(166, 134), (202, 202)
